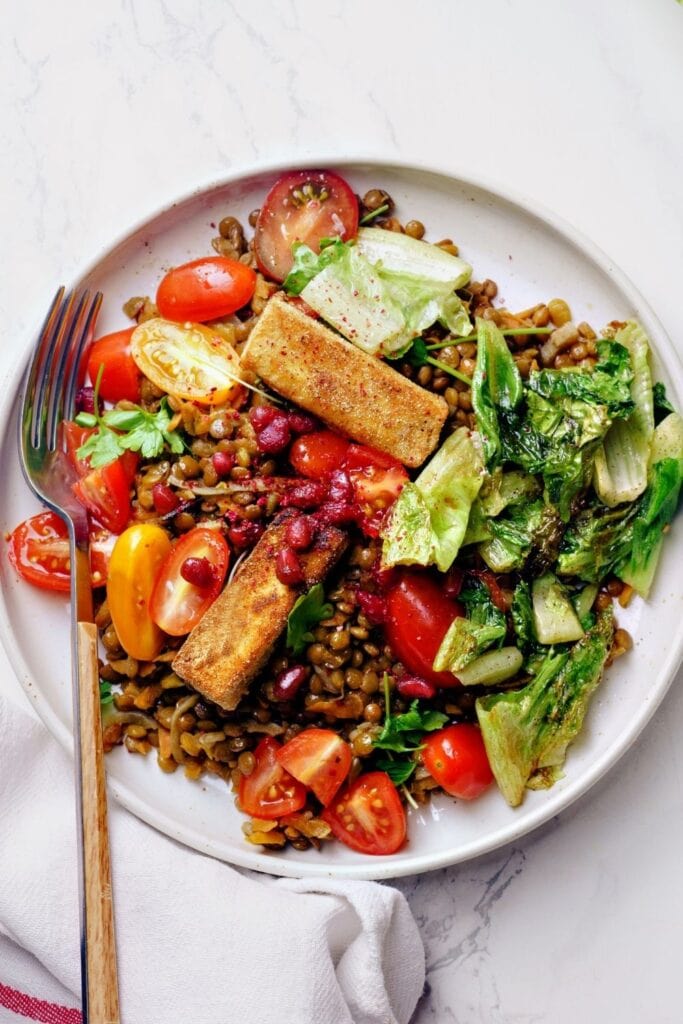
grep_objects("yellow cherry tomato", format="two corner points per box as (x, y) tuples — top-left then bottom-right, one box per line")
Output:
(130, 317), (244, 406)
(106, 524), (172, 660)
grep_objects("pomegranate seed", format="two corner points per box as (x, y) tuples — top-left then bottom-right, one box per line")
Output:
(327, 468), (353, 503)
(314, 501), (358, 526)
(152, 483), (180, 515)
(212, 451), (235, 477)
(396, 676), (437, 700)
(443, 567), (465, 599)
(287, 411), (318, 435)
(356, 590), (387, 625)
(180, 556), (216, 588)
(249, 406), (277, 430)
(284, 515), (316, 551)
(281, 480), (328, 509)
(273, 665), (307, 701)
(75, 386), (96, 414)
(228, 520), (264, 548)
(257, 414), (291, 454)
(275, 546), (305, 585)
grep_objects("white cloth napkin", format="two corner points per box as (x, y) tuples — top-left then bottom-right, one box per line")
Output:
(0, 694), (425, 1024)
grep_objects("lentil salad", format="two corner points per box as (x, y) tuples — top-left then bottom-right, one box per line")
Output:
(8, 169), (683, 856)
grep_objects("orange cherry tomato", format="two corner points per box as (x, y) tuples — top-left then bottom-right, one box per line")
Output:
(150, 527), (229, 636)
(156, 256), (257, 323)
(106, 524), (172, 660)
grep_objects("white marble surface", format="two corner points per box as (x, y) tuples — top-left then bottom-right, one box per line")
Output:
(1, 1), (682, 1021)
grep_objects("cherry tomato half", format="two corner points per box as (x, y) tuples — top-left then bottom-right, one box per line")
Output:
(422, 724), (494, 800)
(150, 527), (229, 636)
(384, 571), (463, 687)
(343, 444), (408, 517)
(106, 524), (172, 661)
(89, 529), (117, 588)
(156, 256), (257, 323)
(63, 422), (138, 485)
(239, 737), (307, 820)
(72, 458), (132, 535)
(254, 169), (359, 282)
(289, 430), (351, 480)
(87, 328), (141, 403)
(276, 728), (352, 806)
(8, 511), (71, 593)
(131, 318), (244, 407)
(322, 771), (406, 855)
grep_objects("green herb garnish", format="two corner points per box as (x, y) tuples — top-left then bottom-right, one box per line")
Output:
(286, 583), (334, 654)
(372, 673), (448, 786)
(359, 203), (390, 226)
(76, 365), (185, 468)
(394, 337), (473, 386)
(99, 680), (114, 706)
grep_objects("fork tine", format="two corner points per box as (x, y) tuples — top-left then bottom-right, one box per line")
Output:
(63, 291), (102, 426)
(31, 290), (77, 449)
(45, 291), (91, 450)
(22, 287), (65, 451)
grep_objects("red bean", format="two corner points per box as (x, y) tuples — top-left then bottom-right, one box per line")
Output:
(443, 567), (465, 600)
(249, 406), (277, 430)
(212, 451), (235, 477)
(396, 676), (437, 700)
(275, 546), (305, 585)
(180, 556), (216, 588)
(152, 483), (180, 515)
(281, 480), (328, 509)
(273, 665), (307, 701)
(75, 386), (95, 414)
(356, 590), (387, 625)
(287, 411), (319, 435)
(327, 468), (353, 503)
(314, 501), (358, 525)
(284, 515), (316, 551)
(256, 414), (291, 454)
(228, 520), (264, 548)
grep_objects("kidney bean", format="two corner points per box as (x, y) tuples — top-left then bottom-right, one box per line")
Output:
(314, 501), (358, 526)
(212, 451), (235, 477)
(396, 676), (437, 700)
(273, 665), (307, 701)
(281, 480), (328, 509)
(356, 590), (387, 625)
(152, 483), (180, 515)
(284, 515), (316, 551)
(327, 468), (353, 503)
(249, 406), (277, 430)
(287, 411), (319, 435)
(228, 520), (264, 548)
(75, 386), (95, 414)
(275, 546), (305, 585)
(256, 414), (291, 454)
(180, 556), (216, 588)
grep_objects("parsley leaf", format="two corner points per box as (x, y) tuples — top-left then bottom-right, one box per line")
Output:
(286, 583), (334, 654)
(373, 674), (448, 754)
(99, 680), (114, 706)
(375, 757), (417, 785)
(76, 398), (185, 468)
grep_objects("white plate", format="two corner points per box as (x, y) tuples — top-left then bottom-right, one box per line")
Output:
(1, 159), (682, 881)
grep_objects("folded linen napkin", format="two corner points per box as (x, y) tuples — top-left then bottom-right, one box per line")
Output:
(0, 694), (425, 1024)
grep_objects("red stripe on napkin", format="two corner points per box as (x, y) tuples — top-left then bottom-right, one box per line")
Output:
(0, 984), (81, 1024)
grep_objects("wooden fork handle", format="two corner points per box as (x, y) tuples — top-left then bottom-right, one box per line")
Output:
(77, 621), (120, 1024)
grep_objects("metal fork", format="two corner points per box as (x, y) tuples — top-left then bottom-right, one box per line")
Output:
(19, 288), (120, 1024)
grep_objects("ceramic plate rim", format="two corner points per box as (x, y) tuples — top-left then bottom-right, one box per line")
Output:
(1, 154), (682, 880)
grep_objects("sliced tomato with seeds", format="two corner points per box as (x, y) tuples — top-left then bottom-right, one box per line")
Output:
(89, 529), (117, 588)
(239, 737), (307, 820)
(254, 169), (359, 282)
(72, 459), (132, 534)
(384, 571), (463, 687)
(63, 421), (138, 484)
(149, 527), (229, 636)
(276, 728), (352, 806)
(8, 511), (71, 593)
(322, 771), (407, 855)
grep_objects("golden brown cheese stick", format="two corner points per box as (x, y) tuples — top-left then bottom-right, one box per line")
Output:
(241, 294), (448, 468)
(172, 515), (347, 711)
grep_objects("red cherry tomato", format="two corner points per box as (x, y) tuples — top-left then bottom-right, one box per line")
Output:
(276, 728), (352, 806)
(72, 460), (132, 534)
(89, 529), (117, 587)
(254, 169), (359, 282)
(289, 430), (351, 481)
(149, 527), (229, 636)
(156, 256), (257, 323)
(384, 571), (463, 687)
(8, 512), (71, 593)
(422, 724), (494, 800)
(87, 328), (141, 403)
(322, 772), (406, 855)
(239, 737), (307, 820)
(63, 421), (138, 485)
